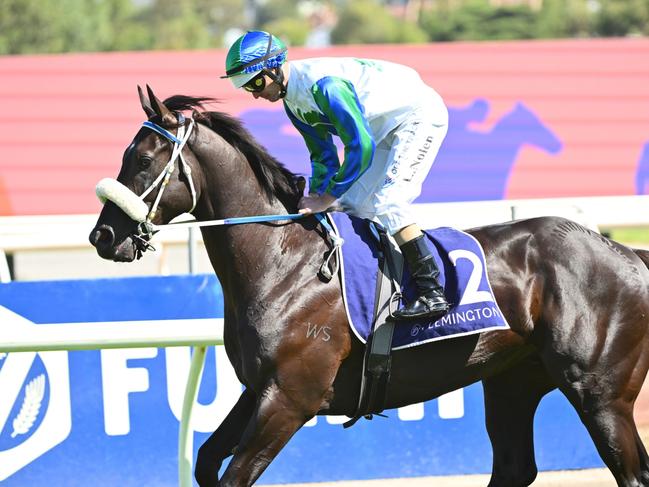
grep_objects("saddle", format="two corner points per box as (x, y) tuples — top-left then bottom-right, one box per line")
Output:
(318, 214), (509, 428)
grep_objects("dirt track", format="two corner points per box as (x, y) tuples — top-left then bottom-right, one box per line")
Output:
(286, 468), (616, 486)
(283, 423), (649, 487)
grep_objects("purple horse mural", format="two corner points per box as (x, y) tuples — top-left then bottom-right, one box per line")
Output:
(239, 99), (563, 203)
(635, 142), (649, 195)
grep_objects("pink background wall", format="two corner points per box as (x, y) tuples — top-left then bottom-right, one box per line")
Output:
(1, 38), (648, 215)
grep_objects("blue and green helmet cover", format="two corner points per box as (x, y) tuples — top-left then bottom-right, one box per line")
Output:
(224, 31), (287, 88)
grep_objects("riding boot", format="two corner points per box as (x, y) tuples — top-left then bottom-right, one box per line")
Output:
(392, 234), (450, 322)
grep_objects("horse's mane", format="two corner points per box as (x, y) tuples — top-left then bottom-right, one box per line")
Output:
(163, 95), (301, 208)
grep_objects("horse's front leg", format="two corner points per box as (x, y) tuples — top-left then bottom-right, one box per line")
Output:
(218, 380), (314, 486)
(195, 388), (256, 487)
(218, 330), (348, 485)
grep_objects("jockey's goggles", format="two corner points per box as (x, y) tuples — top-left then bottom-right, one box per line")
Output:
(242, 73), (267, 93)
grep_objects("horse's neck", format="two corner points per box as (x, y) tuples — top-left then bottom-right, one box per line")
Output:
(192, 125), (309, 303)
(201, 222), (304, 301)
(192, 124), (287, 218)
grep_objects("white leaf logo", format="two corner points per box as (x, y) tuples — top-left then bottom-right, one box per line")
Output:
(10, 374), (46, 438)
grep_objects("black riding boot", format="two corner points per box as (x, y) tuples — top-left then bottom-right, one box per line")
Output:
(392, 234), (449, 321)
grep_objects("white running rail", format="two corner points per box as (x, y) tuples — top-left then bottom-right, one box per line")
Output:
(0, 316), (224, 487)
(5, 195), (648, 282)
(2, 195), (647, 254)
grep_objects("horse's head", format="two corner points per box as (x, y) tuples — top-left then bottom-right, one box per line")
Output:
(89, 86), (202, 262)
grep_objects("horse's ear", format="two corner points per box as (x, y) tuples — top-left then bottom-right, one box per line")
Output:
(296, 176), (306, 195)
(138, 85), (156, 118)
(191, 108), (203, 121)
(146, 84), (176, 126)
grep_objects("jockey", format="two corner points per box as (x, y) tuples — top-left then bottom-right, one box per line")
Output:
(222, 30), (449, 322)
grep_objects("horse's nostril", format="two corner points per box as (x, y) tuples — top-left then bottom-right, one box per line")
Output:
(90, 225), (115, 249)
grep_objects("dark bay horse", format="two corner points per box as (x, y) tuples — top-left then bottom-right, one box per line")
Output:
(89, 87), (649, 487)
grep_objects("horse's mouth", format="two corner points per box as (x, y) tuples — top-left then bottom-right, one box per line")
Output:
(89, 225), (151, 262)
(95, 236), (137, 262)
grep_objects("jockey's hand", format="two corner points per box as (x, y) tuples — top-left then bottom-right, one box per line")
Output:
(298, 193), (337, 215)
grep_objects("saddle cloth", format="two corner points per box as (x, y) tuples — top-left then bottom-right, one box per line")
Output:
(329, 213), (509, 350)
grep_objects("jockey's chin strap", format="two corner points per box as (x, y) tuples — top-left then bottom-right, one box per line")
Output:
(257, 34), (287, 98)
(264, 66), (287, 98)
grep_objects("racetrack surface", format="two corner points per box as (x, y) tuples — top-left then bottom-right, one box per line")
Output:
(285, 468), (615, 486)
(284, 422), (649, 487)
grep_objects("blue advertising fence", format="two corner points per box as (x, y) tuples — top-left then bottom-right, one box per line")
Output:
(0, 275), (602, 486)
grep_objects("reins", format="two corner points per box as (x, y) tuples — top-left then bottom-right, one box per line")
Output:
(143, 212), (306, 233)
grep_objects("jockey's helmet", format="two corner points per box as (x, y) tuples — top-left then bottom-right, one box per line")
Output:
(222, 31), (288, 89)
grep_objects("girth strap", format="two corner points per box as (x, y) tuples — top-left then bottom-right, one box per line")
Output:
(344, 224), (403, 428)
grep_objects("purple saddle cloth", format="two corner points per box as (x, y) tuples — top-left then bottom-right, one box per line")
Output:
(329, 213), (509, 350)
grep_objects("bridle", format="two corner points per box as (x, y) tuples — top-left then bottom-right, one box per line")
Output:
(95, 112), (197, 256)
(95, 110), (342, 268)
(138, 113), (197, 235)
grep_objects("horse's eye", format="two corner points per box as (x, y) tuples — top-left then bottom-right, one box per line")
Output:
(139, 156), (153, 169)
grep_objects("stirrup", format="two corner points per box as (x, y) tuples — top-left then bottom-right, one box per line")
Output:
(390, 296), (449, 322)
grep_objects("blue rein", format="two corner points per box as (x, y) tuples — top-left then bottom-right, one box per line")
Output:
(220, 213), (305, 225)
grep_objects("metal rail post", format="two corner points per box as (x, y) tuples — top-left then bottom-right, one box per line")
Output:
(179, 345), (208, 487)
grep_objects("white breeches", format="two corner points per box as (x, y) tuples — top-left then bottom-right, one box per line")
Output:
(338, 115), (448, 234)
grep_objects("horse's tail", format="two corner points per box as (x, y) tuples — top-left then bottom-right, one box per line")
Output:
(632, 248), (649, 270)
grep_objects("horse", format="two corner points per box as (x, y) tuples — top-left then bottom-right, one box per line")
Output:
(89, 86), (649, 487)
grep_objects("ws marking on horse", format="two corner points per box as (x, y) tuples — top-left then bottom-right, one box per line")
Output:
(90, 86), (649, 487)
(306, 324), (332, 342)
